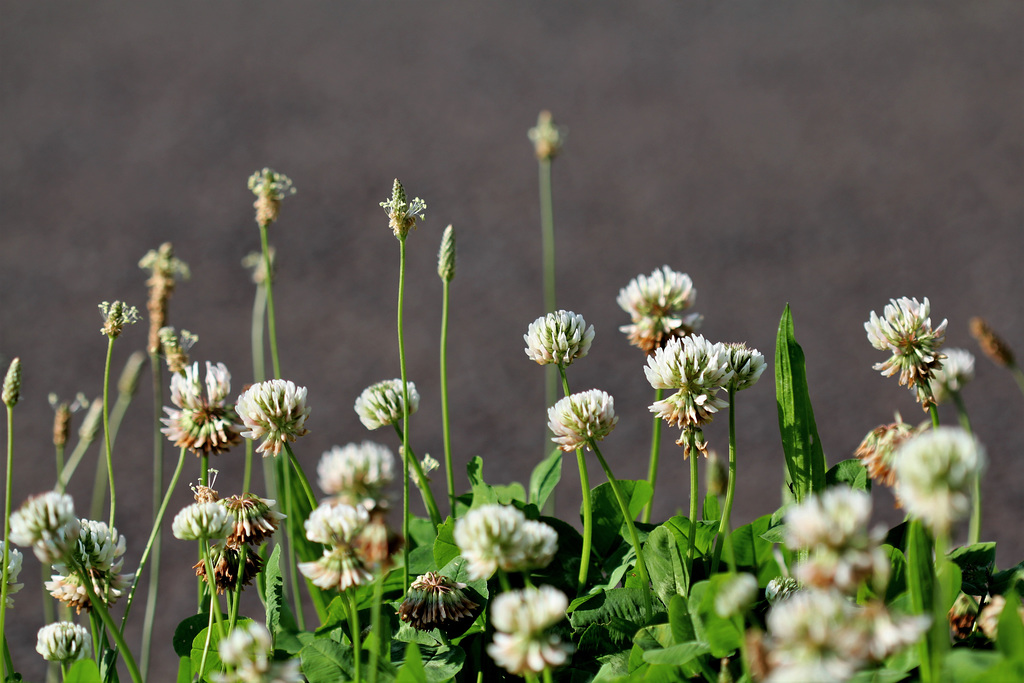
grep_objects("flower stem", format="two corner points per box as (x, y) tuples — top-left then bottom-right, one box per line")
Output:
(258, 221), (282, 379)
(230, 543), (247, 630)
(642, 388), (664, 524)
(201, 543), (227, 640)
(686, 429), (699, 592)
(589, 441), (653, 620)
(283, 442), (318, 511)
(73, 556), (144, 683)
(557, 365), (591, 592)
(140, 353), (164, 679)
(0, 406), (13, 681)
(951, 391), (980, 544)
(398, 236), (412, 591)
(348, 592), (362, 683)
(932, 529), (951, 681)
(539, 157), (558, 453)
(368, 574), (384, 683)
(928, 403), (940, 429)
(711, 387), (738, 575)
(391, 426), (443, 530)
(102, 336), (117, 527)
(440, 278), (456, 517)
(279, 452), (306, 630)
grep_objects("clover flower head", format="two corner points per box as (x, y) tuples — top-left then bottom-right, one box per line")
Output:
(527, 110), (566, 161)
(854, 417), (924, 488)
(220, 493), (284, 547)
(47, 519), (132, 613)
(524, 310), (595, 367)
(247, 167), (296, 226)
(399, 571), (480, 631)
(354, 379), (419, 430)
(454, 504), (556, 579)
(36, 622), (90, 664)
(894, 427), (985, 535)
(299, 545), (374, 592)
(646, 335), (733, 437)
(380, 178), (426, 239)
(304, 501), (370, 547)
(162, 361), (242, 456)
(236, 379), (311, 457)
(172, 501), (233, 541)
(547, 389), (618, 452)
(765, 576), (801, 606)
(715, 573), (759, 618)
(724, 342), (767, 392)
(9, 491), (81, 563)
(0, 542), (23, 608)
(488, 585), (573, 675)
(520, 520), (559, 571)
(317, 441), (395, 508)
(617, 266), (702, 354)
(929, 348), (975, 404)
(765, 589), (865, 682)
(865, 297), (947, 405)
(354, 507), (403, 571)
(99, 300), (141, 339)
(194, 541), (264, 594)
(213, 620), (303, 683)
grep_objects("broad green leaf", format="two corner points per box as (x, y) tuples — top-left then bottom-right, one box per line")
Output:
(996, 589), (1024, 659)
(190, 617), (254, 677)
(948, 542), (996, 596)
(826, 458), (871, 492)
(588, 480), (653, 556)
(731, 514), (782, 584)
(433, 516), (460, 569)
(941, 649), (1007, 682)
(64, 660), (102, 683)
(262, 544), (298, 642)
(408, 544), (437, 575)
(775, 304), (827, 502)
(300, 636), (354, 683)
(905, 521), (934, 681)
(173, 612), (210, 658)
(395, 642), (425, 683)
(491, 481), (527, 505)
(530, 449), (563, 510)
(702, 494), (720, 523)
(668, 595), (696, 644)
(408, 517), (439, 549)
(466, 456), (497, 508)
(689, 578), (743, 658)
(642, 641), (709, 666)
(391, 642), (466, 682)
(593, 651), (631, 681)
(569, 588), (654, 645)
(988, 561), (1024, 596)
(645, 526), (681, 605)
(847, 669), (910, 683)
(884, 545), (908, 604)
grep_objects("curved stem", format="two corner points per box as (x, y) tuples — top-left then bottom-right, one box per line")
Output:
(397, 237), (411, 591)
(711, 387), (737, 575)
(72, 557), (144, 683)
(439, 279), (456, 516)
(103, 337), (116, 527)
(259, 222), (281, 379)
(557, 365), (592, 592)
(283, 442), (318, 511)
(391, 432), (443, 530)
(642, 388), (664, 524)
(0, 407), (13, 681)
(589, 441), (653, 620)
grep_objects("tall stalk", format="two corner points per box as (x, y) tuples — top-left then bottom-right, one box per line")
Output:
(102, 337), (117, 527)
(539, 157), (558, 438)
(1, 400), (15, 681)
(685, 429), (700, 590)
(398, 235), (413, 590)
(711, 387), (738, 574)
(641, 387), (664, 524)
(140, 353), (164, 678)
(951, 392), (980, 544)
(391, 426), (442, 528)
(439, 271), (456, 516)
(557, 365), (592, 592)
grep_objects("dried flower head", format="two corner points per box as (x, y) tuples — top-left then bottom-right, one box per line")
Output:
(139, 242), (190, 354)
(380, 178), (426, 239)
(354, 379), (419, 431)
(547, 389), (619, 452)
(724, 343), (767, 392)
(929, 347), (975, 405)
(172, 501), (232, 542)
(49, 394), (76, 448)
(317, 441), (395, 509)
(194, 541), (264, 594)
(0, 542), (23, 608)
(158, 327), (198, 375)
(854, 417), (924, 488)
(162, 361), (242, 456)
(438, 224), (456, 282)
(236, 379), (311, 457)
(399, 571), (480, 631)
(969, 316), (1015, 368)
(98, 300), (141, 340)
(528, 110), (566, 161)
(354, 507), (403, 571)
(976, 594), (1024, 642)
(10, 491), (81, 563)
(453, 504), (557, 579)
(489, 585), (573, 675)
(2, 357), (21, 408)
(213, 620), (303, 683)
(617, 266), (702, 354)
(220, 493), (284, 547)
(36, 621), (90, 664)
(247, 167), (296, 226)
(894, 427), (985, 535)
(524, 310), (595, 367)
(865, 297), (947, 407)
(715, 573), (759, 618)
(47, 519), (132, 613)
(948, 593), (979, 641)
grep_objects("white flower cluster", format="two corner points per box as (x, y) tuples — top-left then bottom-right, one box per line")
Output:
(48, 519), (133, 613)
(317, 441), (395, 509)
(9, 491), (81, 563)
(354, 379), (419, 430)
(172, 501), (232, 541)
(865, 297), (947, 406)
(212, 621), (303, 683)
(723, 343), (766, 392)
(454, 504), (558, 580)
(524, 310), (595, 366)
(547, 390), (618, 452)
(299, 502), (373, 592)
(488, 585), (573, 675)
(235, 379), (311, 457)
(928, 347), (975, 405)
(36, 621), (90, 664)
(162, 361), (241, 455)
(617, 266), (702, 354)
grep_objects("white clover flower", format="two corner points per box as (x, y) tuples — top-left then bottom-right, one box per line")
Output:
(715, 573), (759, 618)
(894, 427), (985, 535)
(454, 504), (556, 579)
(213, 620), (304, 683)
(172, 501), (233, 541)
(724, 343), (766, 392)
(162, 361), (242, 456)
(304, 502), (369, 546)
(354, 379), (419, 430)
(36, 621), (90, 664)
(524, 310), (595, 366)
(45, 519), (133, 612)
(765, 576), (800, 606)
(865, 297), (947, 404)
(219, 493), (285, 547)
(646, 335), (733, 441)
(547, 389), (618, 452)
(1, 542), (23, 608)
(299, 546), (374, 592)
(488, 585), (573, 675)
(765, 589), (867, 683)
(9, 491), (81, 563)
(929, 347), (975, 404)
(617, 266), (702, 354)
(317, 441), (395, 509)
(236, 379), (311, 457)
(857, 602), (931, 662)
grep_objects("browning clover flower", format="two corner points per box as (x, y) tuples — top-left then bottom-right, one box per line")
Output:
(398, 571), (480, 631)
(354, 379), (419, 430)
(194, 541), (264, 594)
(213, 620), (303, 683)
(47, 519), (133, 613)
(453, 504), (558, 579)
(929, 347), (975, 405)
(161, 361), (242, 456)
(9, 491), (81, 563)
(0, 542), (23, 608)
(617, 266), (702, 354)
(380, 178), (426, 240)
(488, 585), (573, 676)
(854, 417), (925, 488)
(248, 167), (296, 226)
(317, 441), (395, 509)
(219, 493), (284, 547)
(524, 310), (595, 366)
(894, 427), (985, 536)
(236, 379), (311, 457)
(865, 297), (947, 407)
(36, 622), (90, 664)
(547, 390), (618, 452)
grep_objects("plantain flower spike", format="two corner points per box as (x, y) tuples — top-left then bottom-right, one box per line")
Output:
(438, 224), (457, 282)
(528, 110), (566, 161)
(247, 167), (295, 226)
(380, 178), (426, 240)
(139, 242), (190, 354)
(99, 301), (141, 340)
(2, 357), (21, 408)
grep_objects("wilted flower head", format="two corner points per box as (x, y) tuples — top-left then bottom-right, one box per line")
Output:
(47, 519), (133, 613)
(715, 573), (759, 618)
(213, 620), (303, 683)
(617, 266), (702, 354)
(929, 348), (975, 404)
(524, 310), (595, 367)
(0, 542), (23, 608)
(172, 501), (232, 541)
(9, 491), (81, 563)
(236, 379), (311, 457)
(488, 585), (573, 675)
(854, 417), (924, 488)
(317, 441), (395, 508)
(547, 389), (618, 452)
(194, 541), (264, 594)
(454, 505), (558, 579)
(894, 427), (985, 535)
(36, 622), (90, 664)
(219, 493), (284, 547)
(354, 379), (418, 430)
(528, 110), (566, 161)
(354, 507), (404, 571)
(248, 167), (295, 226)
(98, 300), (141, 339)
(162, 361), (242, 456)
(399, 571), (480, 631)
(380, 178), (426, 239)
(724, 343), (767, 392)
(865, 297), (947, 406)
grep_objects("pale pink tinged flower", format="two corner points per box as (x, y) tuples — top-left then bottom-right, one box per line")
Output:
(236, 379), (311, 457)
(865, 297), (947, 406)
(162, 361), (242, 456)
(646, 335), (733, 442)
(854, 417), (924, 488)
(47, 519), (133, 613)
(524, 310), (595, 366)
(454, 504), (557, 579)
(617, 266), (702, 354)
(547, 390), (618, 452)
(354, 379), (418, 431)
(299, 546), (373, 592)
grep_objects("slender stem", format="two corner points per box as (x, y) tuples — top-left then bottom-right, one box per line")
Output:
(281, 446), (329, 622)
(230, 543), (247, 630)
(252, 279), (268, 384)
(557, 365), (591, 592)
(0, 406), (13, 681)
(928, 403), (940, 429)
(348, 592), (362, 683)
(686, 431), (699, 590)
(141, 353), (164, 679)
(201, 543), (226, 640)
(102, 337), (117, 527)
(391, 426), (443, 529)
(397, 236), (412, 591)
(283, 442), (318, 511)
(539, 158), (558, 457)
(543, 668), (554, 683)
(642, 387), (664, 524)
(280, 453), (305, 630)
(711, 387), (738, 575)
(439, 279), (456, 516)
(951, 391), (980, 544)
(56, 427), (99, 493)
(368, 574), (384, 683)
(589, 442), (653, 620)
(197, 602), (215, 681)
(497, 569), (512, 593)
(932, 530), (951, 680)
(1011, 364), (1024, 398)
(73, 557), (143, 683)
(259, 222), (282, 379)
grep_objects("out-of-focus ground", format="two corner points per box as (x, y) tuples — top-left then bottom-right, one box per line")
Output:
(1, 2), (1021, 679)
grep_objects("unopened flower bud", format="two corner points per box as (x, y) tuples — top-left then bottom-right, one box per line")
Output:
(2, 358), (21, 408)
(438, 224), (456, 282)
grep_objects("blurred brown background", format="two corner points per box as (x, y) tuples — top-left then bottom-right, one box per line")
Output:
(2, 2), (1022, 680)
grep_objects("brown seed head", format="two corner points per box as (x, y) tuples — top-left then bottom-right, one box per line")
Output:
(970, 317), (1015, 368)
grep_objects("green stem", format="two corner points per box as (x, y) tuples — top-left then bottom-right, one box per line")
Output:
(73, 557), (144, 683)
(201, 543), (226, 640)
(557, 365), (592, 592)
(197, 603), (215, 681)
(932, 530), (951, 681)
(590, 442), (653, 620)
(1011, 364), (1024, 398)
(283, 442), (318, 511)
(686, 429), (699, 591)
(348, 592), (362, 683)
(642, 387), (664, 524)
(952, 391), (980, 544)
(397, 236), (411, 592)
(56, 424), (99, 493)
(259, 221), (282, 379)
(230, 544), (247, 630)
(439, 279), (456, 517)
(0, 406), (13, 681)
(102, 336), (116, 527)
(280, 453), (306, 630)
(281, 446), (329, 622)
(368, 574), (384, 683)
(928, 403), (940, 429)
(711, 387), (737, 575)
(539, 157), (558, 456)
(391, 431), (443, 530)
(497, 569), (512, 593)
(140, 353), (164, 679)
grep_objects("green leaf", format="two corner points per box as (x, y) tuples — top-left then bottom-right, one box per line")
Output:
(176, 657), (191, 683)
(491, 482), (526, 505)
(262, 544), (298, 641)
(588, 480), (653, 556)
(65, 660), (102, 683)
(731, 514), (783, 584)
(432, 516), (460, 570)
(883, 545), (908, 603)
(190, 618), (255, 677)
(569, 588), (655, 645)
(826, 458), (871, 492)
(905, 520), (934, 680)
(941, 649), (1007, 682)
(395, 642), (426, 683)
(996, 589), (1024, 659)
(466, 456), (497, 508)
(645, 526), (681, 605)
(642, 641), (709, 666)
(300, 636), (354, 683)
(408, 517), (438, 549)
(948, 542), (996, 596)
(668, 594), (696, 644)
(702, 494), (720, 523)
(530, 449), (563, 510)
(775, 304), (827, 502)
(689, 578), (743, 659)
(391, 642), (466, 682)
(173, 612), (210, 658)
